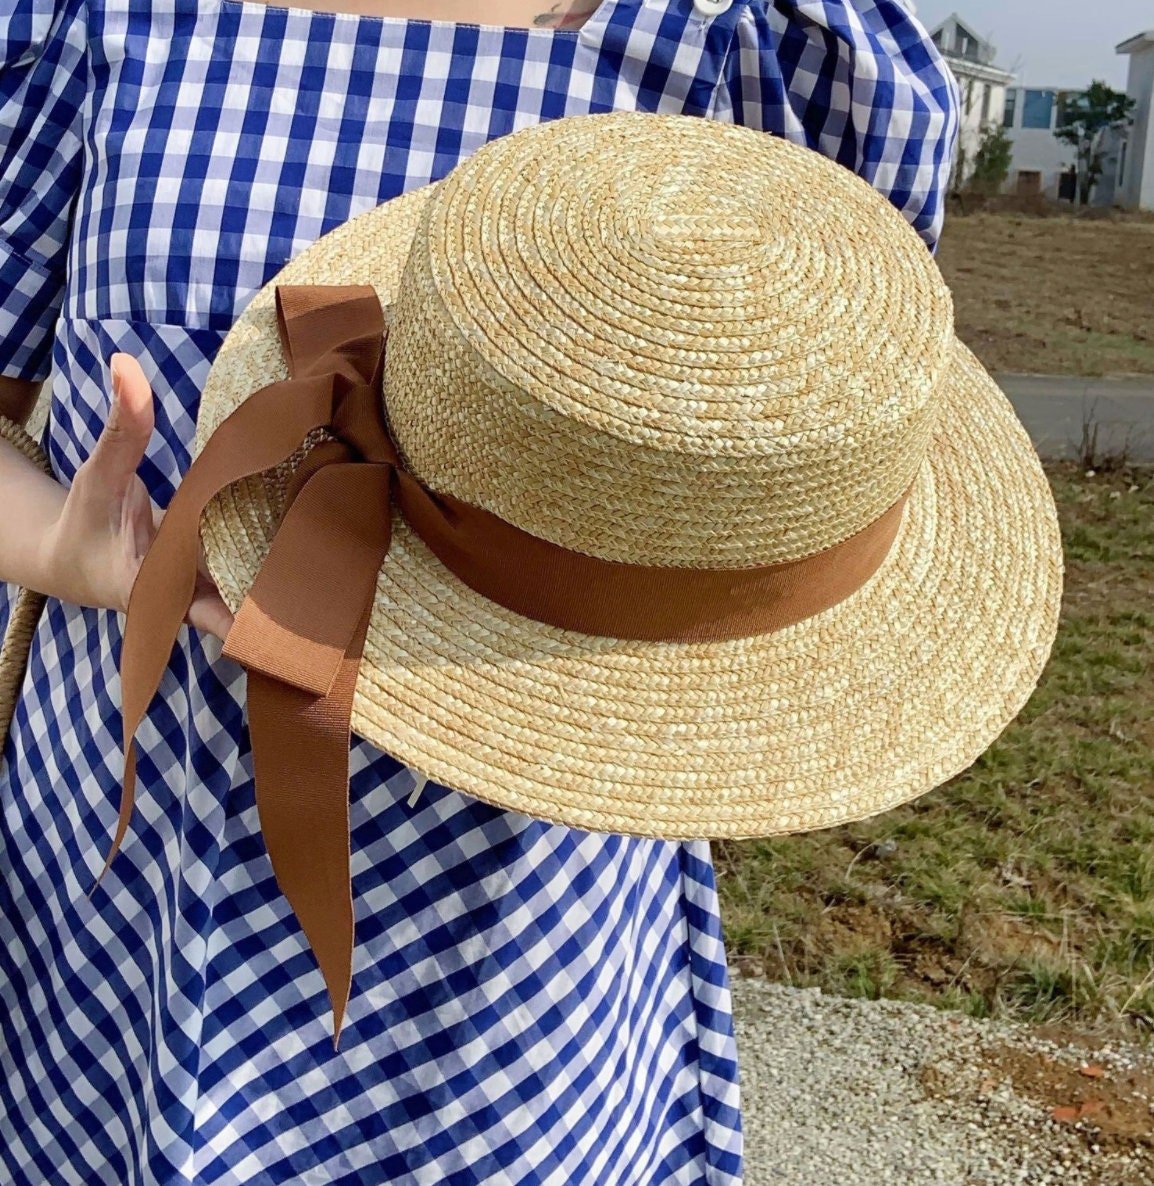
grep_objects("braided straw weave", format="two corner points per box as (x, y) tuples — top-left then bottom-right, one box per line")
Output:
(197, 112), (1064, 840)
(0, 413), (52, 752)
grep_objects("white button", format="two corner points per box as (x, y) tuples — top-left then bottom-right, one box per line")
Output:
(693, 0), (733, 15)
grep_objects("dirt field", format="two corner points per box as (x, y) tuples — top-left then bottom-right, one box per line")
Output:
(937, 214), (1154, 377)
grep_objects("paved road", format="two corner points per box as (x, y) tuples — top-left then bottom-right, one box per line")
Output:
(996, 373), (1154, 463)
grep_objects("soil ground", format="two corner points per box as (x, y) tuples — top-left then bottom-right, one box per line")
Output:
(936, 213), (1154, 378)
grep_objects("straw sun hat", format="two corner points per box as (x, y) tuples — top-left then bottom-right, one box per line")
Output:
(108, 110), (1065, 1037)
(176, 111), (1060, 842)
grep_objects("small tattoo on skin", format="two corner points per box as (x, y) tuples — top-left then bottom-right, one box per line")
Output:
(533, 1), (598, 28)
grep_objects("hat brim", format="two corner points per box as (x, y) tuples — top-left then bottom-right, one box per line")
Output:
(198, 186), (1064, 839)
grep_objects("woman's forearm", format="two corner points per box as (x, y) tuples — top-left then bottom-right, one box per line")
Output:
(0, 435), (67, 594)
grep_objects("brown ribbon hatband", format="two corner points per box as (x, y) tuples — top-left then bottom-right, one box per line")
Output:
(99, 285), (910, 1047)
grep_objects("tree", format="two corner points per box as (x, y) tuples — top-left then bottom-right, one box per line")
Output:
(1054, 81), (1136, 205)
(966, 124), (1013, 196)
(950, 143), (967, 195)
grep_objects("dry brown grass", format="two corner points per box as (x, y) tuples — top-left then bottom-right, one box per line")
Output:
(937, 214), (1154, 377)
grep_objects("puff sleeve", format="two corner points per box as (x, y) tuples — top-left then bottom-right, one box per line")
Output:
(0, 0), (89, 381)
(727, 0), (960, 252)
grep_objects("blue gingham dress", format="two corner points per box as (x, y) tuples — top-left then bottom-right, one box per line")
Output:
(0, 1), (958, 1182)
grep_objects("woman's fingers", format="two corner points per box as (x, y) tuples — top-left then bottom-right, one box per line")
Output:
(97, 357), (233, 645)
(88, 353), (155, 500)
(191, 548), (235, 641)
(187, 585), (234, 643)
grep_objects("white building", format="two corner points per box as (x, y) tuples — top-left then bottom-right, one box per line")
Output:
(1001, 86), (1080, 200)
(998, 31), (1154, 208)
(1117, 31), (1154, 210)
(1001, 85), (1130, 207)
(929, 14), (1154, 208)
(928, 14), (1015, 184)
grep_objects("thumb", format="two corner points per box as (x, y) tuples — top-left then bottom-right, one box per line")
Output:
(88, 353), (155, 495)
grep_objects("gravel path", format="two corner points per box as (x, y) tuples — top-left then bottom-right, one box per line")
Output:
(733, 979), (1154, 1186)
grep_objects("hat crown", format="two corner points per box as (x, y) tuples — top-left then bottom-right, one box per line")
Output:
(384, 112), (954, 569)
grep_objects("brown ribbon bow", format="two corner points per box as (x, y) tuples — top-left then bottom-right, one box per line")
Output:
(96, 285), (909, 1048)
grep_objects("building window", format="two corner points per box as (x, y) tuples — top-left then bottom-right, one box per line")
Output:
(981, 83), (992, 124)
(1003, 89), (1017, 128)
(1022, 90), (1056, 129)
(966, 80), (975, 116)
(1118, 139), (1128, 187)
(957, 32), (982, 62)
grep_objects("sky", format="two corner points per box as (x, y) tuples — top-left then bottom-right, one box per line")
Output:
(913, 0), (1151, 88)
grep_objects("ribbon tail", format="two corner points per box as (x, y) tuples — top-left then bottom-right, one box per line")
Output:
(90, 479), (210, 898)
(247, 598), (373, 1049)
(88, 733), (137, 898)
(96, 374), (345, 893)
(225, 463), (394, 1046)
(246, 667), (348, 1045)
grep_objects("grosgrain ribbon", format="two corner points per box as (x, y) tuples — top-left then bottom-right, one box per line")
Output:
(99, 284), (911, 1048)
(98, 286), (395, 1049)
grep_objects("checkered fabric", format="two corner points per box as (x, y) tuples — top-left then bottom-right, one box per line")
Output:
(0, 1), (959, 1183)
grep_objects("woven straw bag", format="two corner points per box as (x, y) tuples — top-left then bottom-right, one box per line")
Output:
(0, 410), (52, 752)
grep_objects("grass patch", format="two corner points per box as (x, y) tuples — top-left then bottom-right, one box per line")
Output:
(936, 214), (1154, 376)
(716, 463), (1154, 1038)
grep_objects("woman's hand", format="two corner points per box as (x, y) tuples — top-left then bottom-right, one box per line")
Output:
(39, 353), (234, 641)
